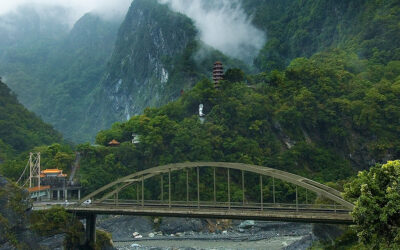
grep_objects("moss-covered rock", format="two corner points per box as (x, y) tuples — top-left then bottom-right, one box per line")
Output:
(0, 176), (39, 249)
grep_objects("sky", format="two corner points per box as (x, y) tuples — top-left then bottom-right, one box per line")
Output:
(0, 0), (133, 25)
(158, 0), (266, 64)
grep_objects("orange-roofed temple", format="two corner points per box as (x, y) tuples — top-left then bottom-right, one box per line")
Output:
(28, 168), (81, 201)
(108, 139), (121, 146)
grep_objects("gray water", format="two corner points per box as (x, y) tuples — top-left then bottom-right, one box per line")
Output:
(114, 235), (309, 250)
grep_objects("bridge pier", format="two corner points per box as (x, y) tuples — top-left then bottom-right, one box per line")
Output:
(169, 168), (171, 208)
(85, 213), (96, 246)
(227, 168), (230, 209)
(260, 175), (263, 210)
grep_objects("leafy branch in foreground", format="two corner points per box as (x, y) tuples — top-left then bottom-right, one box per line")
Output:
(344, 160), (400, 248)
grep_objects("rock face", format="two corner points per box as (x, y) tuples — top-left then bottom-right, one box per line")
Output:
(37, 234), (66, 250)
(159, 218), (205, 235)
(0, 177), (82, 250)
(97, 215), (153, 241)
(312, 224), (344, 244)
(88, 0), (197, 133)
(0, 176), (40, 249)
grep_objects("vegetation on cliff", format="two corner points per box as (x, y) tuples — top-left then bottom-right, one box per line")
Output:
(0, 79), (62, 161)
(76, 49), (399, 204)
(244, 0), (400, 71)
(1, 0), (398, 144)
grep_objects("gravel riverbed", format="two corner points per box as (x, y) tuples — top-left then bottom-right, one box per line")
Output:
(97, 215), (328, 250)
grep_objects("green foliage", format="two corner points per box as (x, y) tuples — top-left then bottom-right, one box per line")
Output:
(30, 207), (72, 236)
(311, 227), (365, 250)
(0, 79), (62, 160)
(0, 143), (75, 181)
(224, 68), (245, 83)
(0, 178), (32, 247)
(344, 160), (400, 248)
(76, 49), (400, 202)
(30, 207), (84, 248)
(2, 0), (399, 145)
(244, 0), (400, 71)
(95, 229), (113, 250)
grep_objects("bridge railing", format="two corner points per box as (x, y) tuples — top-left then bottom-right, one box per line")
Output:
(87, 199), (349, 213)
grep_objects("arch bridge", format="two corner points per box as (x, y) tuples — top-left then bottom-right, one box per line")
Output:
(68, 162), (354, 244)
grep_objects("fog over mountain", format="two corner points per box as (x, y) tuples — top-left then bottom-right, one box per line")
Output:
(0, 0), (132, 25)
(158, 0), (266, 64)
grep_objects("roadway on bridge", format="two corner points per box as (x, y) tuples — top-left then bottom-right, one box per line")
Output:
(65, 200), (353, 224)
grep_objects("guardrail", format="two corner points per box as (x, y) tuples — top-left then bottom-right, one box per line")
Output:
(76, 199), (349, 214)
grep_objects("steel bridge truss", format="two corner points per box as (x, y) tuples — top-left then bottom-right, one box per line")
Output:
(79, 162), (354, 211)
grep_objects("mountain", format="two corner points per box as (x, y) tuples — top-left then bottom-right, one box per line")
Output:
(85, 0), (247, 136)
(33, 13), (120, 143)
(241, 0), (400, 70)
(1, 0), (398, 144)
(0, 8), (120, 143)
(0, 78), (62, 161)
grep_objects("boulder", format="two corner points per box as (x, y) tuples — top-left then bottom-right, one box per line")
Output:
(239, 220), (255, 229)
(97, 216), (152, 241)
(159, 217), (205, 234)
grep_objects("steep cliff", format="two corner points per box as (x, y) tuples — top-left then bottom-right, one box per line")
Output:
(89, 0), (196, 125)
(86, 0), (246, 136)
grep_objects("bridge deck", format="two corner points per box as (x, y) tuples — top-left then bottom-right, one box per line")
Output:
(66, 203), (353, 224)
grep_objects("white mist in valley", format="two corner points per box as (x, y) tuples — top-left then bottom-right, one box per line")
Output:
(158, 0), (266, 64)
(0, 0), (133, 25)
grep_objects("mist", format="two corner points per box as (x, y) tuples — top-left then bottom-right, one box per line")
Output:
(158, 0), (266, 64)
(0, 0), (132, 26)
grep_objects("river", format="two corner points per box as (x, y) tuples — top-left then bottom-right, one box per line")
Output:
(97, 215), (323, 250)
(114, 235), (310, 249)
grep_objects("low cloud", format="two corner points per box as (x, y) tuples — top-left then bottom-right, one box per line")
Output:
(0, 0), (132, 26)
(158, 0), (266, 64)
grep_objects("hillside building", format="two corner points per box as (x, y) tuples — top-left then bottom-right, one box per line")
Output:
(28, 169), (81, 201)
(108, 139), (121, 147)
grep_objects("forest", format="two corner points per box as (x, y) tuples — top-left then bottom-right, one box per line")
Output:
(0, 79), (62, 162)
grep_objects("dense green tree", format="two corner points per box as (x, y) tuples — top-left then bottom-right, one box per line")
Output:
(0, 79), (62, 161)
(224, 68), (245, 83)
(344, 160), (400, 248)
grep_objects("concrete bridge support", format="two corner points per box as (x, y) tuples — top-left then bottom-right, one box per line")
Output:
(85, 213), (96, 246)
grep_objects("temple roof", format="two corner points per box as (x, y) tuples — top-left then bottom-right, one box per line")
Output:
(108, 139), (121, 145)
(28, 185), (51, 193)
(42, 169), (62, 174)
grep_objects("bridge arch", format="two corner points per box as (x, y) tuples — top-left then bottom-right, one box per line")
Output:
(79, 162), (354, 209)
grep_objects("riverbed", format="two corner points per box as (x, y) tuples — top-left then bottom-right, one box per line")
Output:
(97, 216), (326, 250)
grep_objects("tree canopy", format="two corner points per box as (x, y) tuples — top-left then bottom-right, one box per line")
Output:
(344, 160), (400, 248)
